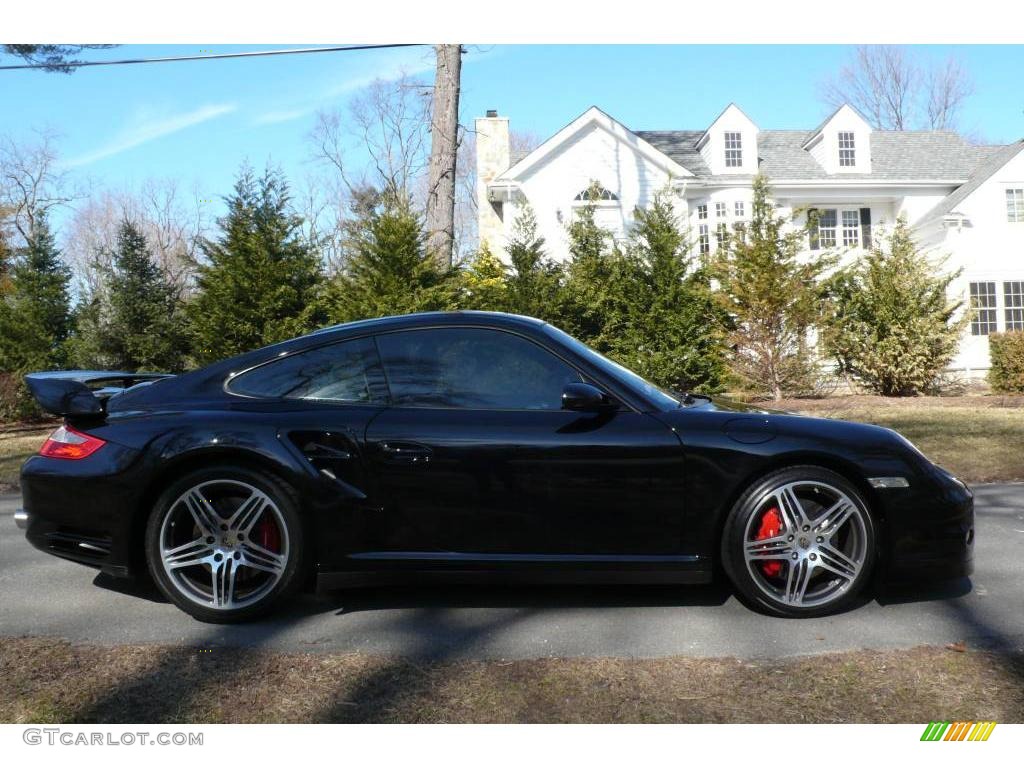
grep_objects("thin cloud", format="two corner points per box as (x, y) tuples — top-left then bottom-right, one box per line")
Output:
(67, 103), (236, 167)
(252, 108), (309, 126)
(249, 48), (436, 128)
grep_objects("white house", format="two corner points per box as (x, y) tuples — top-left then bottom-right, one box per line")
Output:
(475, 104), (1024, 373)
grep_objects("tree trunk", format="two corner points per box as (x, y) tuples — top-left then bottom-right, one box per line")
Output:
(424, 44), (462, 269)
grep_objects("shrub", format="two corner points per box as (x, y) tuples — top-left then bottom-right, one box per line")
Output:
(823, 217), (964, 396)
(989, 331), (1024, 393)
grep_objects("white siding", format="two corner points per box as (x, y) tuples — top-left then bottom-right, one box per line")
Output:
(498, 120), (675, 260)
(934, 149), (1024, 372)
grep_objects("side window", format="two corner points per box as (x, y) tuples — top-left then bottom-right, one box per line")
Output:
(376, 327), (583, 410)
(227, 337), (385, 402)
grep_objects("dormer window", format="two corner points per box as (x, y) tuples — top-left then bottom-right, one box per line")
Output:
(838, 132), (856, 167)
(573, 186), (618, 202)
(724, 132), (743, 167)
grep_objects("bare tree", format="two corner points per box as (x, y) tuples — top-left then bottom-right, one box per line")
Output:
(926, 56), (974, 131)
(63, 181), (205, 298)
(821, 45), (973, 132)
(309, 73), (432, 201)
(424, 44), (462, 267)
(0, 130), (79, 245)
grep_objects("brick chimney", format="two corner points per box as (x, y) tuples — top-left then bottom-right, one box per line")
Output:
(475, 109), (510, 253)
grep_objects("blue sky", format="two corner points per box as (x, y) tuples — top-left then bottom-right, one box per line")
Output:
(2, 44), (1022, 221)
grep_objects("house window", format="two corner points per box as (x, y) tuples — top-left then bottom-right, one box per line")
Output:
(838, 132), (856, 167)
(1005, 281), (1024, 331)
(697, 204), (708, 220)
(842, 210), (860, 246)
(716, 223), (729, 251)
(969, 282), (998, 336)
(810, 207), (871, 250)
(724, 132), (743, 167)
(1007, 189), (1024, 223)
(573, 186), (618, 202)
(734, 201), (745, 218)
(817, 209), (837, 248)
(698, 224), (710, 256)
(715, 202), (728, 218)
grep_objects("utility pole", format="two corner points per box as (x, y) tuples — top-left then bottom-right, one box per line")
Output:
(425, 44), (462, 268)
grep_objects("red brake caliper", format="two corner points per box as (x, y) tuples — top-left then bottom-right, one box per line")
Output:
(255, 516), (281, 553)
(755, 507), (783, 578)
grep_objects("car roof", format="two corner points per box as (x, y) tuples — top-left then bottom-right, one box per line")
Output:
(305, 310), (547, 338)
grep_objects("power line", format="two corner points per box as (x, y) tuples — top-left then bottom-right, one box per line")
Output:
(0, 43), (427, 71)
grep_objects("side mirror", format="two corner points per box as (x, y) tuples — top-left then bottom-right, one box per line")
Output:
(562, 382), (617, 412)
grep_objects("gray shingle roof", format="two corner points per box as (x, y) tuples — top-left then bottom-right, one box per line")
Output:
(634, 128), (1005, 182)
(918, 140), (1024, 226)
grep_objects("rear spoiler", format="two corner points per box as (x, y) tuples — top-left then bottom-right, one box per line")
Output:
(24, 371), (175, 417)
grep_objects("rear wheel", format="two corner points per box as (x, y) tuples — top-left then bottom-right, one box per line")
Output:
(721, 466), (876, 618)
(145, 465), (305, 623)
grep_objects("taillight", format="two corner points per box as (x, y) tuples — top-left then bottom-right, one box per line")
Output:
(39, 425), (107, 460)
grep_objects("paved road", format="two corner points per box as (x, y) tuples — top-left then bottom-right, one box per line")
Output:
(1, 487), (1021, 661)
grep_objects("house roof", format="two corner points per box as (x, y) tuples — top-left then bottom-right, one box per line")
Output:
(633, 128), (1001, 182)
(918, 140), (1024, 227)
(496, 106), (693, 183)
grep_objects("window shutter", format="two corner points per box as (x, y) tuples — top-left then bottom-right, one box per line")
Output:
(860, 207), (872, 248)
(808, 208), (820, 251)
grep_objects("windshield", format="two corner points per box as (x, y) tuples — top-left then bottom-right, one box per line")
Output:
(543, 325), (683, 410)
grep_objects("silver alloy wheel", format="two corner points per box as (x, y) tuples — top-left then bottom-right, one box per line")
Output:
(742, 480), (868, 609)
(158, 479), (289, 610)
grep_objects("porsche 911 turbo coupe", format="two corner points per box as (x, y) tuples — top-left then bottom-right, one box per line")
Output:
(16, 312), (973, 622)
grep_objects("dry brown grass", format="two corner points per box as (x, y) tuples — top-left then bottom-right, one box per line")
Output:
(775, 395), (1024, 484)
(0, 426), (52, 493)
(1, 636), (1022, 724)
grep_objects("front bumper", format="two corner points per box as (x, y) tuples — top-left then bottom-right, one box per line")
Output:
(14, 509), (29, 529)
(879, 467), (974, 583)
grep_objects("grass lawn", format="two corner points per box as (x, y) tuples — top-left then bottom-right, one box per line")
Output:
(1, 636), (1021, 723)
(0, 425), (54, 493)
(776, 395), (1024, 484)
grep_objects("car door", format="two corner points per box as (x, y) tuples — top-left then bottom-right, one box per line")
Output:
(361, 326), (687, 559)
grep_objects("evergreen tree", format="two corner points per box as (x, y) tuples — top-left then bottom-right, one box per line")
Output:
(609, 189), (727, 394)
(504, 204), (562, 321)
(188, 167), (325, 365)
(459, 243), (509, 311)
(71, 220), (188, 371)
(327, 189), (457, 322)
(0, 213), (72, 371)
(0, 214), (72, 420)
(557, 182), (630, 348)
(715, 175), (833, 400)
(823, 217), (965, 395)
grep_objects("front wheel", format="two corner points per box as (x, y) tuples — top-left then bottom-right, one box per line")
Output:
(145, 465), (306, 623)
(721, 466), (877, 618)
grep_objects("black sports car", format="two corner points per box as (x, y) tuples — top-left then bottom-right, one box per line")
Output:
(16, 311), (973, 622)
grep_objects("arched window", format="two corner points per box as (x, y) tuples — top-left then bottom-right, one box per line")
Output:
(573, 185), (618, 202)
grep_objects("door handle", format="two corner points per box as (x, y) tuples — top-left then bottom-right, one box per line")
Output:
(378, 441), (433, 464)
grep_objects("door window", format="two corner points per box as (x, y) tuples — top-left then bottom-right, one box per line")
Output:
(227, 337), (386, 402)
(375, 327), (583, 410)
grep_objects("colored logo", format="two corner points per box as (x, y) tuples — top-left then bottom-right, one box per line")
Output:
(921, 721), (996, 741)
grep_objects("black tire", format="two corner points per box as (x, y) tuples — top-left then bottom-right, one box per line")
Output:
(721, 465), (877, 618)
(145, 465), (306, 623)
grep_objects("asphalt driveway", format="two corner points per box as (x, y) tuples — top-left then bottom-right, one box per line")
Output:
(1, 485), (1021, 661)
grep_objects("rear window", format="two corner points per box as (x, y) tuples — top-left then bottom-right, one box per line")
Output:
(227, 337), (385, 403)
